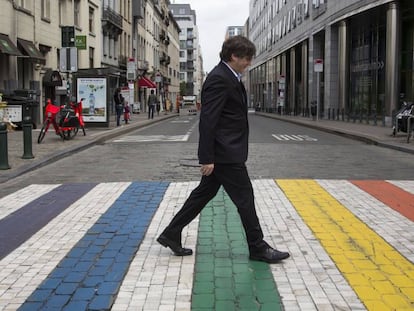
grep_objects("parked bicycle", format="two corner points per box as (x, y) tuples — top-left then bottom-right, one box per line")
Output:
(37, 98), (86, 143)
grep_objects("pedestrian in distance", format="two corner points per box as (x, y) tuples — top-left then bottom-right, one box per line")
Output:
(147, 89), (157, 119)
(113, 88), (124, 126)
(124, 101), (130, 124)
(157, 35), (290, 264)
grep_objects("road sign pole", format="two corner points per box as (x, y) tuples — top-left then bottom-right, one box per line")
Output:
(316, 72), (320, 121)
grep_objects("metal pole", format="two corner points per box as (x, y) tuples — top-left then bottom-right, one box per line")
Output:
(22, 116), (34, 159)
(316, 72), (320, 121)
(0, 122), (10, 169)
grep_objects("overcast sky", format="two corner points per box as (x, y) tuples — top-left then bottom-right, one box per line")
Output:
(171, 0), (249, 73)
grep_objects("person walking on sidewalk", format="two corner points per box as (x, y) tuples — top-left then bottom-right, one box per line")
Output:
(157, 35), (290, 264)
(114, 88), (124, 126)
(147, 90), (157, 119)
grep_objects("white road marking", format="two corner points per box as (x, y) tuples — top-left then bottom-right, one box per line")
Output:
(272, 134), (318, 141)
(113, 135), (190, 142)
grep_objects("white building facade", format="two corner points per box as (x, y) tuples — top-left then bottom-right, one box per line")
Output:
(169, 3), (203, 99)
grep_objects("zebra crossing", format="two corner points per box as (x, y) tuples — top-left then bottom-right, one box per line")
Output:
(0, 179), (413, 310)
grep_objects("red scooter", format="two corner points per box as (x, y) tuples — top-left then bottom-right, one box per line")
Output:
(38, 98), (86, 143)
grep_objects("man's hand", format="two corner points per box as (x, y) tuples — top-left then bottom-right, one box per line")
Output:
(200, 164), (214, 176)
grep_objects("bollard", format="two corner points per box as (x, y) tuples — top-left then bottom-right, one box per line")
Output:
(22, 116), (34, 159)
(0, 122), (10, 169)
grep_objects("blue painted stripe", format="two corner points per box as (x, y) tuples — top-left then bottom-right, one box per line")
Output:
(18, 181), (169, 311)
(0, 183), (98, 259)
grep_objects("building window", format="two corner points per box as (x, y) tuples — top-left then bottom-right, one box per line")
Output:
(89, 47), (94, 68)
(312, 0), (325, 8)
(18, 0), (32, 11)
(59, 0), (64, 25)
(89, 7), (95, 33)
(41, 0), (50, 20)
(74, 0), (80, 27)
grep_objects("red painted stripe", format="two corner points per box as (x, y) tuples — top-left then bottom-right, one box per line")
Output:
(351, 180), (414, 221)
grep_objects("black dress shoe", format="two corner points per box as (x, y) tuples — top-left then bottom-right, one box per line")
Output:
(157, 234), (193, 256)
(250, 247), (290, 263)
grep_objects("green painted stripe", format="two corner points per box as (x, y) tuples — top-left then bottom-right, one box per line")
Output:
(191, 188), (283, 311)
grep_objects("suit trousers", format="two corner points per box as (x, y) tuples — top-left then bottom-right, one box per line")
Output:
(162, 163), (266, 252)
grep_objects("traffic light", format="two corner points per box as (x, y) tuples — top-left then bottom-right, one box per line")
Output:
(61, 26), (75, 47)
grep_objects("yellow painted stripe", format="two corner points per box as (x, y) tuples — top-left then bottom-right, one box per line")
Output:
(276, 179), (414, 311)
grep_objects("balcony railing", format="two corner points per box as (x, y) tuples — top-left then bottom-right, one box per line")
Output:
(102, 6), (123, 31)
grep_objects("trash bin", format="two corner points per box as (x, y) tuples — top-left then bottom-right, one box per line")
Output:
(14, 89), (39, 127)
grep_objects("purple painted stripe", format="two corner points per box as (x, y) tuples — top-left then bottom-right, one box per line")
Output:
(0, 183), (97, 259)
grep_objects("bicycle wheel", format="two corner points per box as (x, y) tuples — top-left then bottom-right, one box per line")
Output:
(62, 128), (77, 140)
(37, 120), (49, 143)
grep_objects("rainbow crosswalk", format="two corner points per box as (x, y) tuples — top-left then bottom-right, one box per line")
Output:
(0, 179), (413, 310)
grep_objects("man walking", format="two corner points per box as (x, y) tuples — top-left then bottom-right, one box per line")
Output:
(113, 88), (124, 126)
(157, 36), (290, 263)
(147, 89), (157, 119)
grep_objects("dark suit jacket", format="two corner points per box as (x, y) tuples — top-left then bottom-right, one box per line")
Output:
(198, 61), (249, 164)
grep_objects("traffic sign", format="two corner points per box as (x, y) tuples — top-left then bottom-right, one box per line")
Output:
(314, 59), (323, 72)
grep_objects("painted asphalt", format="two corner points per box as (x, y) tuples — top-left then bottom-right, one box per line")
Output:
(0, 179), (413, 310)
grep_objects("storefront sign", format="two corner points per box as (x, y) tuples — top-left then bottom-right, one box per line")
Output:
(314, 59), (323, 72)
(75, 36), (87, 50)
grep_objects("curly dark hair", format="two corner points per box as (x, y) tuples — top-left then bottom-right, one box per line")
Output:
(219, 35), (256, 62)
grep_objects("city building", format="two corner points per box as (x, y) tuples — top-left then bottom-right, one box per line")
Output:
(169, 3), (203, 100)
(0, 0), (182, 126)
(249, 0), (413, 125)
(225, 26), (245, 39)
(131, 0), (180, 112)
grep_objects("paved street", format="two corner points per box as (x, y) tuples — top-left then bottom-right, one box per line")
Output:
(0, 113), (413, 310)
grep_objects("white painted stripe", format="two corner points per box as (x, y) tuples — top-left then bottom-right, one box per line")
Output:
(0, 182), (130, 310)
(113, 135), (189, 142)
(0, 184), (60, 221)
(387, 180), (414, 195)
(113, 181), (199, 311)
(272, 134), (318, 141)
(318, 179), (414, 263)
(252, 179), (364, 311)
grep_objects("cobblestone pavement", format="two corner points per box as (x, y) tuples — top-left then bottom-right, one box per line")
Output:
(0, 179), (413, 310)
(0, 113), (413, 310)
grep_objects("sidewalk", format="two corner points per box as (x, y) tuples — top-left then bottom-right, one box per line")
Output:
(0, 112), (177, 183)
(1, 111), (413, 184)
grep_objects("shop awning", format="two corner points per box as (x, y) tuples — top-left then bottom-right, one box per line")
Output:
(42, 69), (63, 87)
(0, 34), (22, 56)
(138, 76), (156, 88)
(17, 38), (45, 64)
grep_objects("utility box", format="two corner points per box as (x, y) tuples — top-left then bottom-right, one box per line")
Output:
(2, 91), (39, 128)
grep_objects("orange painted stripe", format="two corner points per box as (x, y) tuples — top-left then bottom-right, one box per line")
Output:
(351, 180), (414, 221)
